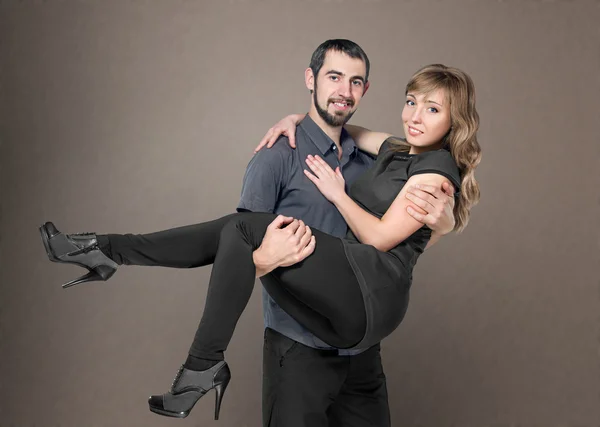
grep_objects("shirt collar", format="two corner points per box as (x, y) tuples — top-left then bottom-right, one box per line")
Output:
(298, 114), (359, 158)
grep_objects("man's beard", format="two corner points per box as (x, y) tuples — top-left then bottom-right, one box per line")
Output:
(313, 82), (356, 127)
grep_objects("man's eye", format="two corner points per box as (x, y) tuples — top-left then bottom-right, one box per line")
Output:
(406, 100), (415, 106)
(352, 80), (363, 86)
(330, 76), (339, 81)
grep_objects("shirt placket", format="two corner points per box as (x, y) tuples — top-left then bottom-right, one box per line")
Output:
(335, 144), (356, 192)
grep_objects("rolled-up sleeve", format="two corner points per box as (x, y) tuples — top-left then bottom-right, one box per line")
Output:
(237, 146), (287, 213)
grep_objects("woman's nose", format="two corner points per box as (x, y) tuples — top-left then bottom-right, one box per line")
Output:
(411, 109), (422, 123)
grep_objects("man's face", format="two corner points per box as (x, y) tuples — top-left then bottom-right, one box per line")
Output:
(307, 51), (369, 127)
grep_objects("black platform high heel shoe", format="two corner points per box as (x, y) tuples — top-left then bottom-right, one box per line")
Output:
(39, 221), (118, 288)
(148, 361), (231, 420)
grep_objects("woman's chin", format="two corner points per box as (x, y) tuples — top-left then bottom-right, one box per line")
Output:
(404, 135), (417, 146)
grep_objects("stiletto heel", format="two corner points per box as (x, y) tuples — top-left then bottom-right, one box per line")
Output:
(38, 221), (118, 288)
(62, 265), (116, 288)
(213, 375), (229, 420)
(148, 361), (231, 419)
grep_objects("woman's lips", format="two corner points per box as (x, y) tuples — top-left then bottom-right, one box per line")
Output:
(407, 125), (423, 136)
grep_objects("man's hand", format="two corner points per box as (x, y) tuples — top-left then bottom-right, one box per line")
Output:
(405, 181), (456, 236)
(253, 215), (316, 277)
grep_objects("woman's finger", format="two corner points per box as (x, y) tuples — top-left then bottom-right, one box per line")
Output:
(303, 169), (319, 184)
(313, 155), (336, 177)
(307, 156), (329, 177)
(305, 158), (323, 178)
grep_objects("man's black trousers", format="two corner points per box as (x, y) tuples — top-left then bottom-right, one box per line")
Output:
(263, 328), (390, 427)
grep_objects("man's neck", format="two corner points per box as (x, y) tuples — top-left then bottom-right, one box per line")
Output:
(307, 110), (343, 148)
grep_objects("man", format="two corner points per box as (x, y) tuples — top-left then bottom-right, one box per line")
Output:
(238, 39), (455, 427)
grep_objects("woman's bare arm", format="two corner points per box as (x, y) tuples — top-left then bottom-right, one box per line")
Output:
(304, 155), (448, 252)
(332, 174), (447, 251)
(343, 125), (392, 156)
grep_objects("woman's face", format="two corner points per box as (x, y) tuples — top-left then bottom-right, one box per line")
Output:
(401, 88), (452, 154)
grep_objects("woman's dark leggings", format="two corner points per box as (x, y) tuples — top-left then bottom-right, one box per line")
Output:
(100, 212), (366, 361)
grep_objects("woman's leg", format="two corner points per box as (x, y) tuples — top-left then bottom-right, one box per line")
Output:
(99, 213), (240, 267)
(187, 213), (366, 362)
(40, 213), (246, 288)
(146, 212), (366, 419)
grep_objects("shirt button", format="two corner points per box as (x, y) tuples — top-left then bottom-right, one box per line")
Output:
(332, 146), (337, 150)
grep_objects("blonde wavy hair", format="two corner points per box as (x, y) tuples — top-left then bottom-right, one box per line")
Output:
(392, 64), (482, 233)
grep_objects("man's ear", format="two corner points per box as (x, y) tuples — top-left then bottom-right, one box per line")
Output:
(305, 68), (315, 93)
(362, 81), (370, 97)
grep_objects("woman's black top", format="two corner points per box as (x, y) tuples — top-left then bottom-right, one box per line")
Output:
(342, 137), (461, 348)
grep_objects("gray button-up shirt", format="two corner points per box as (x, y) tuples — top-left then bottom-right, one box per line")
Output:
(237, 115), (374, 355)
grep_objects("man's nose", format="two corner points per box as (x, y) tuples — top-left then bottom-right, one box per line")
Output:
(338, 80), (352, 98)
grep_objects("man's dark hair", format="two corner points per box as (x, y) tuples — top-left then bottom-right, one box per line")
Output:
(309, 39), (370, 83)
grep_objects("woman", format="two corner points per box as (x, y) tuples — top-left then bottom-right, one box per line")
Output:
(40, 64), (481, 420)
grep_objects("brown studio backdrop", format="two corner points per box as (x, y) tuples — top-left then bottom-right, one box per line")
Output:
(0, 1), (598, 426)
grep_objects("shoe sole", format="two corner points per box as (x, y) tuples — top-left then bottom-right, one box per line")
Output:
(148, 406), (189, 418)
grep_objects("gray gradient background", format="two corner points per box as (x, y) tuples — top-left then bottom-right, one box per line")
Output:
(0, 1), (598, 426)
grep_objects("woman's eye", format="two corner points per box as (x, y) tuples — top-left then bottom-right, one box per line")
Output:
(428, 107), (439, 113)
(406, 100), (415, 106)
